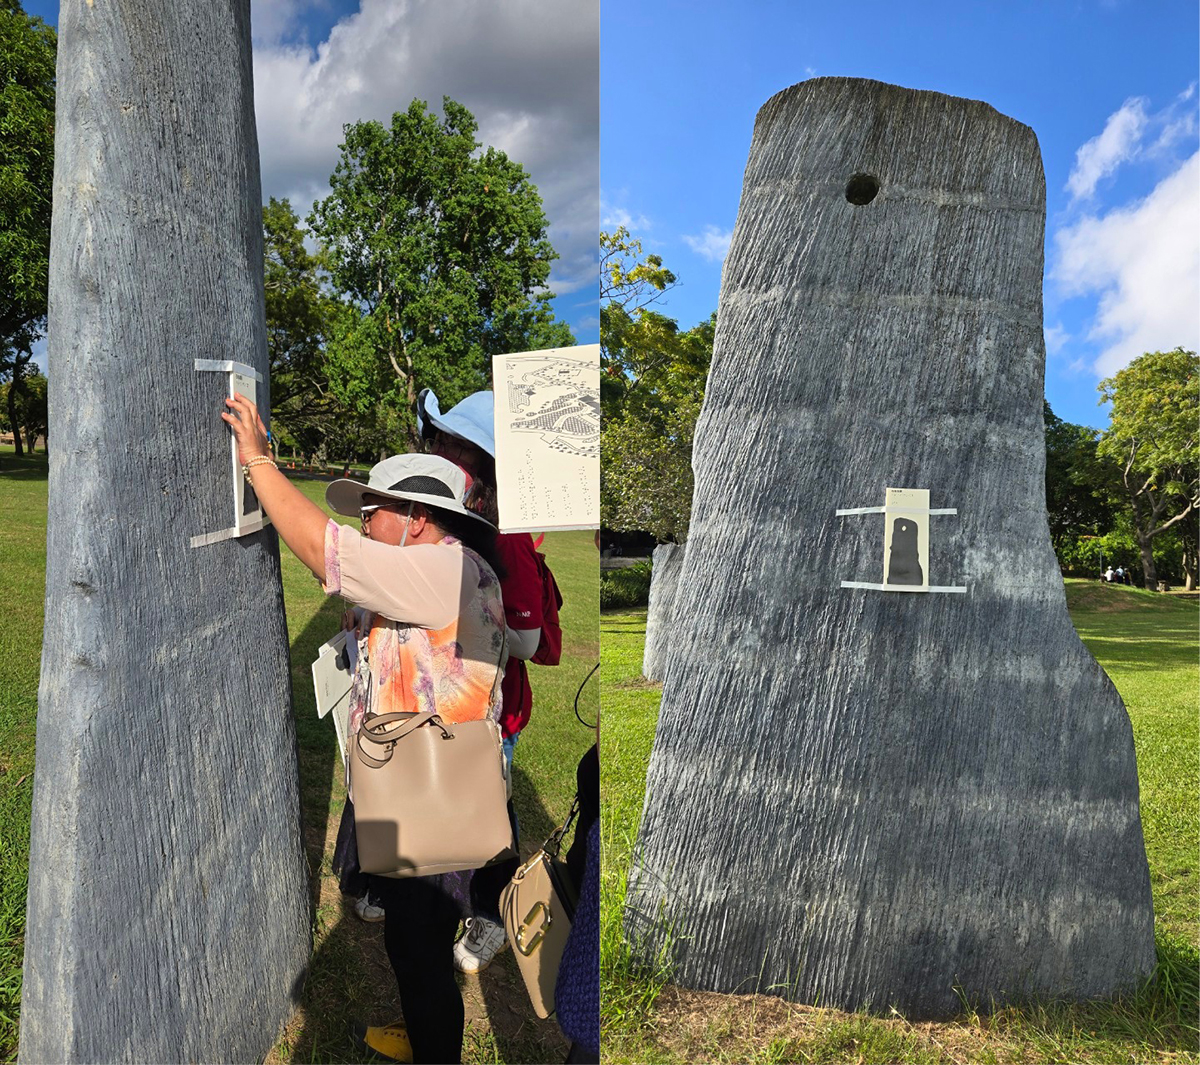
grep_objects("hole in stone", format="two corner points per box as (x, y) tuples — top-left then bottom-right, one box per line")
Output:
(845, 173), (880, 206)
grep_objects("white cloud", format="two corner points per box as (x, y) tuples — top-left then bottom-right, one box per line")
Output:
(1052, 151), (1200, 377)
(1067, 87), (1199, 201)
(252, 0), (598, 300)
(682, 225), (732, 262)
(1067, 97), (1148, 201)
(1043, 323), (1069, 356)
(601, 206), (651, 231)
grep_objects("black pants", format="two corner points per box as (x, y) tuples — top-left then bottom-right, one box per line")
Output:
(372, 876), (465, 1065)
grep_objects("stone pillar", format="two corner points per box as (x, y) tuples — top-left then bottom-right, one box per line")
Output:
(21, 5), (311, 1061)
(627, 78), (1154, 1019)
(643, 542), (686, 681)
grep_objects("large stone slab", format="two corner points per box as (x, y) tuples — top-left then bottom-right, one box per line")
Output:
(21, 5), (311, 1062)
(643, 542), (686, 681)
(626, 78), (1155, 1019)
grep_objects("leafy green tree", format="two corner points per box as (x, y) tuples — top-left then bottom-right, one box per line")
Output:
(1098, 347), (1198, 589)
(601, 226), (677, 309)
(601, 230), (713, 541)
(0, 1), (55, 457)
(1043, 400), (1119, 573)
(262, 197), (351, 458)
(309, 97), (572, 447)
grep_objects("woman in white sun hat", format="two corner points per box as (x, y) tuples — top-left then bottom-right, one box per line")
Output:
(221, 392), (504, 1065)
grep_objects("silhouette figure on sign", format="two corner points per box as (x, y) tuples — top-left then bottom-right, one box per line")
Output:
(888, 518), (923, 585)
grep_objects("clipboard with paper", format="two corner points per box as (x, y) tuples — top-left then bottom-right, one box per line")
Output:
(311, 629), (357, 760)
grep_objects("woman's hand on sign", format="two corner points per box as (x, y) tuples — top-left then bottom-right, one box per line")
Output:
(221, 393), (271, 466)
(342, 608), (361, 636)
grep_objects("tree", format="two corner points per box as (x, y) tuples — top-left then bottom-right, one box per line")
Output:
(600, 229), (711, 542)
(601, 311), (714, 541)
(1, 362), (46, 452)
(0, 1), (55, 355)
(1098, 348), (1198, 589)
(262, 197), (348, 458)
(1042, 401), (1118, 574)
(601, 225), (677, 309)
(309, 98), (572, 447)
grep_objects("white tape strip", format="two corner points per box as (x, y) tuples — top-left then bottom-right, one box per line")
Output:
(840, 581), (967, 594)
(190, 516), (266, 548)
(194, 358), (262, 382)
(190, 526), (240, 548)
(835, 506), (958, 516)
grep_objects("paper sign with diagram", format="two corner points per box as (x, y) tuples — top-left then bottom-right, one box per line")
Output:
(492, 344), (600, 533)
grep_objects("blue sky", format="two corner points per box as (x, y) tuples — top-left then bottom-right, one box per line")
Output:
(24, 0), (599, 348)
(601, 0), (1199, 429)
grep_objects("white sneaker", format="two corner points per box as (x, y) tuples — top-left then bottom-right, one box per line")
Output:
(453, 916), (508, 973)
(354, 893), (385, 922)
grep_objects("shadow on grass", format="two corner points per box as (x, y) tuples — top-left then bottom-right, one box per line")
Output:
(0, 455), (49, 480)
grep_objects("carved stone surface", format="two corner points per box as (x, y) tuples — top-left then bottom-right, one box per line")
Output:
(626, 78), (1155, 1019)
(21, 5), (311, 1062)
(643, 543), (686, 681)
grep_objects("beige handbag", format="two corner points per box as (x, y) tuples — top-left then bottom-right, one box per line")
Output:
(350, 707), (515, 878)
(500, 798), (579, 1018)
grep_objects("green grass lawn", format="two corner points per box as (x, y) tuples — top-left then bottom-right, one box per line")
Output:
(0, 450), (598, 1063)
(601, 582), (1199, 1064)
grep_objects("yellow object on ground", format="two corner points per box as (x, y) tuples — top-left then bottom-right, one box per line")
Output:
(352, 1021), (413, 1063)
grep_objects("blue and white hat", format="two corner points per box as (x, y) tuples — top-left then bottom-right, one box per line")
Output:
(416, 388), (496, 457)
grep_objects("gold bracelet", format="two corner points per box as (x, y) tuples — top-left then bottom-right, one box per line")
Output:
(242, 454), (278, 477)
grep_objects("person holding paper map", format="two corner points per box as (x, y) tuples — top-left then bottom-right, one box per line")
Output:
(417, 388), (547, 973)
(222, 392), (505, 1064)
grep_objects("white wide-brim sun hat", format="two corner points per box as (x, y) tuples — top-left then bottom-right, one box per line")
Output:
(325, 453), (494, 528)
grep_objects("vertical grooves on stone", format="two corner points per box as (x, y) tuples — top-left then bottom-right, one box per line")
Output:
(627, 78), (1154, 1020)
(22, 4), (311, 1062)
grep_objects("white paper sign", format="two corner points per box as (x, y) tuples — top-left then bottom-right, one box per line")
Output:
(492, 345), (600, 533)
(230, 370), (264, 536)
(311, 630), (354, 760)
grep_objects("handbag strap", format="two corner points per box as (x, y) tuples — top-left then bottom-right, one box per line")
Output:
(542, 794), (580, 860)
(354, 711), (453, 769)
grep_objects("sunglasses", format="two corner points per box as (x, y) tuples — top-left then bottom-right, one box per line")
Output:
(359, 502), (395, 524)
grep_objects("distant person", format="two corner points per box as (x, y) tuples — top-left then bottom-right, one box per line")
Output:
(1104, 566), (1115, 583)
(1115, 566), (1124, 584)
(417, 388), (545, 973)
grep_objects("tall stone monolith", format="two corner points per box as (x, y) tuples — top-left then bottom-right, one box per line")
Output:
(643, 542), (686, 681)
(626, 78), (1155, 1019)
(21, 5), (311, 1062)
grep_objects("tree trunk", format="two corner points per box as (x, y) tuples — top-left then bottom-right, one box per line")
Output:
(22, 5), (310, 1063)
(1136, 531), (1158, 590)
(7, 372), (24, 457)
(628, 78), (1155, 1020)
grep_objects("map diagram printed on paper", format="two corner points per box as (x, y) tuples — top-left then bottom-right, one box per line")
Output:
(493, 345), (599, 533)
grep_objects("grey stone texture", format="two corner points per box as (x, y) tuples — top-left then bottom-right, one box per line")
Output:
(643, 542), (687, 681)
(20, 4), (311, 1062)
(626, 78), (1155, 1019)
